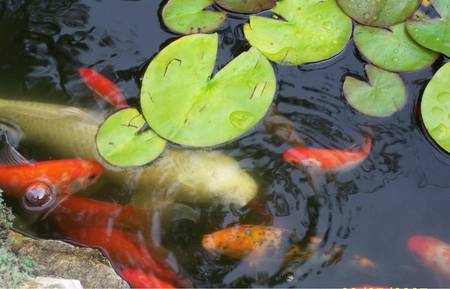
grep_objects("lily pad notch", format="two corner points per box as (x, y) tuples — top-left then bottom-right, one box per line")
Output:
(96, 108), (167, 167)
(343, 65), (407, 117)
(140, 33), (276, 147)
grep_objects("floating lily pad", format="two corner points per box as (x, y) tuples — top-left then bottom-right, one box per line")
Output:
(337, 0), (420, 26)
(343, 65), (407, 117)
(162, 0), (226, 34)
(243, 0), (352, 65)
(354, 23), (439, 72)
(407, 0), (450, 57)
(96, 108), (166, 167)
(140, 33), (276, 147)
(420, 62), (450, 153)
(215, 0), (276, 13)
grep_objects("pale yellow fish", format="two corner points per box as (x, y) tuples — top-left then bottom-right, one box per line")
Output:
(0, 98), (257, 205)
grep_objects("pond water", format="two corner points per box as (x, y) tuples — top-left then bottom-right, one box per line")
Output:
(0, 0), (449, 287)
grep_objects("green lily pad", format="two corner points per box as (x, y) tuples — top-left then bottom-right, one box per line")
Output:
(354, 23), (439, 72)
(337, 0), (420, 26)
(343, 65), (407, 117)
(420, 62), (450, 153)
(96, 108), (166, 167)
(243, 0), (352, 65)
(140, 33), (276, 147)
(162, 0), (227, 34)
(407, 0), (450, 57)
(215, 0), (276, 13)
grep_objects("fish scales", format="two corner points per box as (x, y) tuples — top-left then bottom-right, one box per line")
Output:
(0, 98), (257, 205)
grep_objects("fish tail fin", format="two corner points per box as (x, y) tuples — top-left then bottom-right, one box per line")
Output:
(363, 133), (372, 154)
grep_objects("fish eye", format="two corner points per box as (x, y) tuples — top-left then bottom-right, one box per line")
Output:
(22, 183), (55, 211)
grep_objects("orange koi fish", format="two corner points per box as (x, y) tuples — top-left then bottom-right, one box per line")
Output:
(79, 68), (128, 109)
(283, 135), (372, 171)
(0, 140), (103, 211)
(408, 235), (450, 281)
(202, 225), (284, 259)
(121, 268), (175, 288)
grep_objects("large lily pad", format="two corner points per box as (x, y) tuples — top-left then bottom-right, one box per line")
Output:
(140, 33), (276, 147)
(243, 0), (352, 65)
(343, 65), (407, 117)
(354, 23), (439, 72)
(337, 0), (420, 27)
(407, 0), (450, 57)
(420, 62), (450, 153)
(96, 108), (166, 167)
(162, 0), (226, 34)
(215, 0), (276, 13)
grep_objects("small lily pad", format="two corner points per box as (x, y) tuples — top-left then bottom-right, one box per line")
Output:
(354, 23), (439, 72)
(343, 65), (407, 117)
(215, 0), (276, 13)
(407, 0), (450, 57)
(162, 0), (227, 34)
(141, 33), (276, 147)
(337, 0), (420, 26)
(420, 62), (450, 153)
(96, 108), (166, 167)
(243, 0), (352, 65)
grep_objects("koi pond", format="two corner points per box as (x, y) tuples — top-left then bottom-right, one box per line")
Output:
(0, 0), (449, 288)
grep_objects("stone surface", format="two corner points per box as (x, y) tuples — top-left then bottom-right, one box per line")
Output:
(23, 277), (84, 289)
(9, 231), (130, 289)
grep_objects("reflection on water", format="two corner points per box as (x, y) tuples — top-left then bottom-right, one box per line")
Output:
(0, 0), (449, 287)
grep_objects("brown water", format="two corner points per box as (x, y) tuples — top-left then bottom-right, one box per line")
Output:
(0, 0), (450, 287)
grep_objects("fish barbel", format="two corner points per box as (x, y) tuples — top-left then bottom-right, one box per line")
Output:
(0, 98), (258, 205)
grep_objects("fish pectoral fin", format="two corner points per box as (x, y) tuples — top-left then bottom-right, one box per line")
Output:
(0, 133), (30, 166)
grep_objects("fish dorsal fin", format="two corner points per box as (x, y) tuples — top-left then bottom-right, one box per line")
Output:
(0, 134), (30, 166)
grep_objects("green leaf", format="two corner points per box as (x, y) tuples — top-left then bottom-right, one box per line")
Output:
(421, 62), (450, 153)
(215, 0), (276, 13)
(140, 33), (276, 147)
(343, 65), (407, 117)
(354, 23), (439, 72)
(243, 0), (352, 65)
(96, 108), (166, 167)
(337, 0), (420, 26)
(407, 0), (450, 57)
(162, 0), (227, 34)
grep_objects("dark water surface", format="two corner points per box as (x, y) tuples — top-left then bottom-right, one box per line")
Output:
(0, 0), (450, 287)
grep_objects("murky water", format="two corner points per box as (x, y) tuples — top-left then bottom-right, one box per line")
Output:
(0, 0), (449, 287)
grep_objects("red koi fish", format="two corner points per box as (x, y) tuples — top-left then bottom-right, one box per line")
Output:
(51, 195), (147, 233)
(408, 235), (450, 281)
(0, 141), (103, 211)
(283, 135), (372, 171)
(121, 268), (175, 288)
(55, 226), (190, 287)
(79, 68), (128, 109)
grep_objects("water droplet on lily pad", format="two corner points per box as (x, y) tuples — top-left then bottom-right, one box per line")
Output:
(337, 0), (420, 26)
(343, 64), (407, 117)
(96, 108), (167, 167)
(407, 0), (450, 57)
(215, 0), (276, 13)
(421, 62), (450, 153)
(354, 23), (438, 72)
(243, 0), (352, 65)
(162, 0), (226, 34)
(140, 34), (276, 147)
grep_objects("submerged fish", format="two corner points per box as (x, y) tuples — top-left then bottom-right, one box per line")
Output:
(79, 68), (128, 109)
(202, 225), (284, 259)
(283, 135), (372, 171)
(408, 235), (450, 281)
(0, 140), (103, 211)
(55, 225), (190, 287)
(121, 268), (175, 288)
(0, 98), (257, 205)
